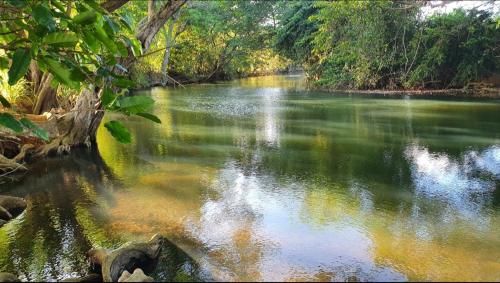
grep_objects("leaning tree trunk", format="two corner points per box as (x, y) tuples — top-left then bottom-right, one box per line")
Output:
(161, 15), (177, 85)
(29, 63), (59, 115)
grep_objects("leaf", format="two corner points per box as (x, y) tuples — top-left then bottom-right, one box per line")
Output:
(0, 57), (9, 70)
(114, 64), (128, 74)
(112, 77), (135, 88)
(116, 40), (129, 57)
(69, 68), (86, 82)
(136, 112), (161, 124)
(73, 10), (97, 25)
(82, 30), (99, 52)
(103, 15), (120, 36)
(119, 14), (133, 31)
(43, 32), (79, 45)
(104, 120), (131, 143)
(101, 87), (116, 107)
(0, 95), (11, 108)
(19, 118), (49, 141)
(33, 4), (56, 32)
(8, 48), (31, 85)
(116, 95), (154, 114)
(6, 0), (27, 8)
(123, 37), (142, 56)
(41, 57), (80, 90)
(0, 113), (23, 133)
(94, 24), (118, 53)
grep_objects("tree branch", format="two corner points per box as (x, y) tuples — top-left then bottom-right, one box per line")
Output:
(101, 0), (130, 13)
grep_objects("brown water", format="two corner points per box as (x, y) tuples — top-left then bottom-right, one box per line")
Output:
(1, 75), (500, 281)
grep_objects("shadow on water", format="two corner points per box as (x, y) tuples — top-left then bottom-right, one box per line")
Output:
(0, 148), (209, 282)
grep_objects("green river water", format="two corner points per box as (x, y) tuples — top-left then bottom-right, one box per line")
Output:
(1, 75), (500, 281)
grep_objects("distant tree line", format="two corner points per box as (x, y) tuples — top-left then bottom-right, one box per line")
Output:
(274, 1), (500, 89)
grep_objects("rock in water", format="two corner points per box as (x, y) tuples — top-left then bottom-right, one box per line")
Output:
(0, 196), (27, 218)
(0, 272), (20, 282)
(88, 234), (164, 282)
(118, 269), (154, 282)
(0, 206), (11, 221)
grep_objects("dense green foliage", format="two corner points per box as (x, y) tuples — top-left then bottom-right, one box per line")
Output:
(0, 0), (159, 143)
(275, 1), (499, 89)
(132, 0), (288, 84)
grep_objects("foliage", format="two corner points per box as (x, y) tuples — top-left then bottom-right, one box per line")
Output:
(0, 0), (160, 142)
(273, 1), (318, 66)
(132, 0), (288, 83)
(278, 1), (499, 89)
(406, 9), (499, 88)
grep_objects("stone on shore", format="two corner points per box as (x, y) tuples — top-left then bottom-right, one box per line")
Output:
(118, 269), (154, 282)
(0, 206), (11, 221)
(88, 234), (164, 282)
(0, 196), (27, 218)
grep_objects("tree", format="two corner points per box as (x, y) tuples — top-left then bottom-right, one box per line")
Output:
(0, 0), (186, 173)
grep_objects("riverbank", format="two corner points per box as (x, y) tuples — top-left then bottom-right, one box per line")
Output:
(314, 86), (500, 100)
(134, 72), (500, 100)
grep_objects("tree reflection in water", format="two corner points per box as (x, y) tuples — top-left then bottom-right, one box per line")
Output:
(0, 148), (207, 282)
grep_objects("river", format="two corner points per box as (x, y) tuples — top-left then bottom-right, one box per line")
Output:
(1, 75), (500, 281)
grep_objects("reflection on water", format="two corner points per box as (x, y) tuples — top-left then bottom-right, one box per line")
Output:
(2, 75), (500, 281)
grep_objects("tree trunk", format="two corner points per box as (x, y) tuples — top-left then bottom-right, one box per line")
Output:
(137, 0), (187, 52)
(148, 0), (155, 20)
(39, 86), (104, 155)
(32, 73), (59, 115)
(161, 14), (178, 84)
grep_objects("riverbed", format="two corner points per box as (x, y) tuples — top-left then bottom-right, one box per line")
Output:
(1, 75), (500, 281)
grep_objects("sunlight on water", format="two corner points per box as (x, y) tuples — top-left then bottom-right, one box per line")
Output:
(2, 75), (500, 281)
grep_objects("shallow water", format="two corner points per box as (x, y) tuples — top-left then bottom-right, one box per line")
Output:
(1, 75), (500, 281)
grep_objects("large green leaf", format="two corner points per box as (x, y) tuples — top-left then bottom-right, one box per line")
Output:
(104, 120), (131, 143)
(82, 30), (99, 52)
(19, 118), (49, 141)
(0, 113), (23, 133)
(73, 10), (98, 25)
(101, 87), (116, 107)
(43, 32), (79, 45)
(103, 15), (120, 36)
(33, 4), (56, 32)
(112, 78), (134, 88)
(119, 14), (133, 31)
(6, 0), (27, 8)
(136, 112), (161, 124)
(8, 48), (31, 85)
(0, 95), (11, 108)
(116, 96), (154, 114)
(94, 24), (118, 53)
(0, 57), (9, 70)
(42, 57), (80, 90)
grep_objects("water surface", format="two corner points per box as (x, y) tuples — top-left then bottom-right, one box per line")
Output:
(2, 75), (500, 281)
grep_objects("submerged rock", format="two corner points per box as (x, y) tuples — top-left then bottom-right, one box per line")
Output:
(0, 196), (27, 218)
(0, 272), (20, 282)
(118, 269), (154, 282)
(0, 206), (11, 221)
(88, 234), (164, 282)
